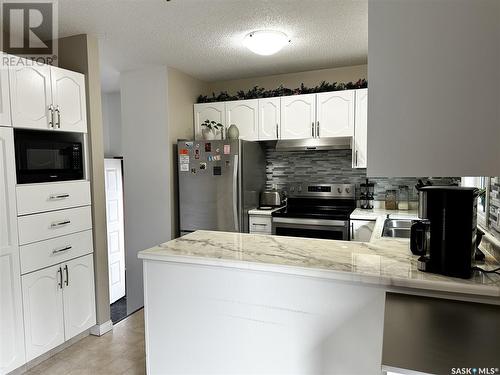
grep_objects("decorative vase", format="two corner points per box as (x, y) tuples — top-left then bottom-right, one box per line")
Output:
(227, 124), (239, 140)
(202, 128), (217, 140)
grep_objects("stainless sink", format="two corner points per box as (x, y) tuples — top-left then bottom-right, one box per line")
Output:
(382, 219), (412, 238)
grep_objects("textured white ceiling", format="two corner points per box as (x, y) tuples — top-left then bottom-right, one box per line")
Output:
(58, 0), (367, 92)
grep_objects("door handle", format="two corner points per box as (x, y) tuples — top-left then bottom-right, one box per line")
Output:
(64, 265), (69, 286)
(50, 220), (71, 228)
(55, 105), (61, 128)
(316, 121), (320, 138)
(48, 104), (55, 128)
(52, 245), (72, 254)
(311, 122), (315, 138)
(58, 267), (63, 289)
(232, 154), (239, 231)
(49, 193), (70, 200)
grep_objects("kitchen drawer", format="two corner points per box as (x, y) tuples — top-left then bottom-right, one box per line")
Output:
(20, 230), (94, 274)
(249, 215), (272, 234)
(18, 206), (92, 245)
(16, 181), (91, 215)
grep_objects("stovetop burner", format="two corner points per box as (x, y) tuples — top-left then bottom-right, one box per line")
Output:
(272, 184), (356, 221)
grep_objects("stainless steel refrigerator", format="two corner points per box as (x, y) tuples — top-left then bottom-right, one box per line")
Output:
(177, 139), (266, 235)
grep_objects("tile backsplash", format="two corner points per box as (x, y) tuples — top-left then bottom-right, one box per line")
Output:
(265, 147), (458, 201)
(488, 177), (500, 240)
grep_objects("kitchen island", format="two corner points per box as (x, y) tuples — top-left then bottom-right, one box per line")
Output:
(138, 226), (500, 374)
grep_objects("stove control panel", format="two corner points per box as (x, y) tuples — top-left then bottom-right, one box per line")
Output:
(288, 184), (355, 199)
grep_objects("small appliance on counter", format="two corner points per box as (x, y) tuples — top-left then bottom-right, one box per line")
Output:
(411, 185), (480, 279)
(359, 179), (374, 209)
(259, 189), (286, 210)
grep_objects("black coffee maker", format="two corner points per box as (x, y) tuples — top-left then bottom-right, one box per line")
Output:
(411, 186), (480, 279)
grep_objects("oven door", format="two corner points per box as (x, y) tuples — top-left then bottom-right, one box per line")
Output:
(272, 217), (350, 241)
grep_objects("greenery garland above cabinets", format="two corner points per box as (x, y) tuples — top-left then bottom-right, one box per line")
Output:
(197, 79), (368, 103)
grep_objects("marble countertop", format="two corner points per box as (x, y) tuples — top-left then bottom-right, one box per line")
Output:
(350, 208), (418, 221)
(139, 223), (500, 298)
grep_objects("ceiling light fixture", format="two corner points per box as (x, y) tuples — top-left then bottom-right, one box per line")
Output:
(243, 30), (290, 56)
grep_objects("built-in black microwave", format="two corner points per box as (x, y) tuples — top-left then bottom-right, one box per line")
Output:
(14, 129), (84, 184)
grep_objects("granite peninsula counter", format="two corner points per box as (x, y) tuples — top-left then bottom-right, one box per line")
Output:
(139, 227), (500, 374)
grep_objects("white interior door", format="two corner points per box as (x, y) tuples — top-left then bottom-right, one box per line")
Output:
(280, 94), (316, 139)
(0, 127), (25, 373)
(225, 99), (259, 141)
(50, 66), (87, 133)
(104, 158), (126, 304)
(62, 255), (96, 339)
(258, 97), (280, 140)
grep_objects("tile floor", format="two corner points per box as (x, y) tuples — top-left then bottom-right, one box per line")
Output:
(26, 309), (145, 375)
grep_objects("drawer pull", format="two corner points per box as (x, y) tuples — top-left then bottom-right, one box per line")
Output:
(252, 223), (268, 226)
(52, 245), (72, 254)
(49, 194), (70, 200)
(51, 220), (71, 228)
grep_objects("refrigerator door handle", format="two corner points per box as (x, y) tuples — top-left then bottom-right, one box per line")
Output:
(233, 154), (239, 231)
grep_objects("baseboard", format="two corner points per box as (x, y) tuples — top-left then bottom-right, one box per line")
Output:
(90, 320), (113, 336)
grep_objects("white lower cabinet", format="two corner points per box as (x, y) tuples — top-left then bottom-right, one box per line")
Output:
(350, 220), (376, 242)
(63, 255), (96, 340)
(249, 215), (272, 234)
(22, 254), (96, 361)
(22, 264), (65, 361)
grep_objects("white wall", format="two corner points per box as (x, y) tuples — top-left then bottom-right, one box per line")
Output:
(368, 0), (500, 177)
(120, 66), (171, 314)
(101, 92), (122, 157)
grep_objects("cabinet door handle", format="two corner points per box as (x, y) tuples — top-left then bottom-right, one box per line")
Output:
(48, 104), (55, 128)
(52, 245), (72, 254)
(58, 267), (63, 289)
(276, 123), (279, 139)
(55, 105), (61, 128)
(252, 223), (268, 226)
(351, 222), (354, 240)
(49, 193), (70, 200)
(50, 220), (71, 228)
(64, 265), (69, 286)
(311, 122), (315, 138)
(316, 121), (320, 138)
(355, 150), (358, 166)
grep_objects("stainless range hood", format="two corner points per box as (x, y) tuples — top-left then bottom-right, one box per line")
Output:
(274, 137), (352, 151)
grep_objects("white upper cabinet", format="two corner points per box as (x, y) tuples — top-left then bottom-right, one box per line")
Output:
(0, 127), (25, 373)
(62, 254), (96, 340)
(280, 94), (316, 140)
(316, 90), (355, 138)
(258, 98), (280, 141)
(225, 99), (259, 141)
(353, 89), (368, 168)
(0, 65), (12, 127)
(194, 102), (225, 140)
(9, 62), (52, 130)
(22, 264), (65, 362)
(50, 67), (87, 133)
